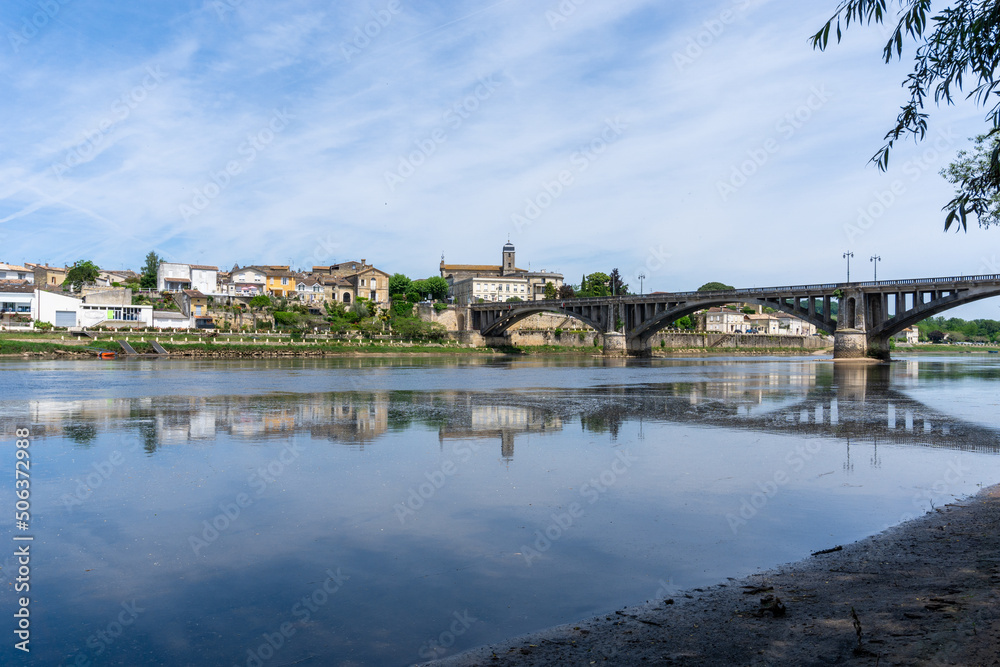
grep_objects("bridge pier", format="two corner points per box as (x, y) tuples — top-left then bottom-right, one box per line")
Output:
(832, 329), (868, 359)
(602, 332), (627, 357)
(833, 328), (891, 360)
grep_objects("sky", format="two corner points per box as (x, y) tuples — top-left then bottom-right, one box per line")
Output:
(1, 0), (998, 318)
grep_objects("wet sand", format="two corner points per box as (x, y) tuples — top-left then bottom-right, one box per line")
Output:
(424, 485), (1000, 666)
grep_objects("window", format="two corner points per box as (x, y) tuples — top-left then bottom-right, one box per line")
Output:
(281, 277), (288, 285)
(371, 279), (376, 289)
(361, 279), (366, 287)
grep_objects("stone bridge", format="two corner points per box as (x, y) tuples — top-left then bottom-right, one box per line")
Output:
(469, 274), (1000, 359)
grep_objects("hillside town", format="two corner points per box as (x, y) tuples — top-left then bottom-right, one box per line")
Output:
(0, 244), (912, 343)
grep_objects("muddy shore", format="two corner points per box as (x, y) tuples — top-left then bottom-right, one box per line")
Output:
(425, 486), (1000, 666)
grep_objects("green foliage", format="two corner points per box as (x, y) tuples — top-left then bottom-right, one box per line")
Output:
(578, 272), (611, 297)
(408, 277), (448, 302)
(389, 273), (411, 296)
(249, 295), (271, 311)
(741, 306), (756, 314)
(675, 315), (694, 329)
(390, 300), (414, 319)
(391, 317), (447, 341)
(544, 281), (557, 299)
(918, 315), (1000, 342)
(609, 268), (629, 295)
(272, 311), (298, 327)
(554, 327), (563, 338)
(64, 260), (100, 291)
(811, 0), (1000, 230)
(506, 297), (522, 302)
(697, 281), (734, 292)
(140, 251), (160, 289)
(433, 302), (448, 311)
(941, 133), (1000, 228)
(35, 321), (53, 331)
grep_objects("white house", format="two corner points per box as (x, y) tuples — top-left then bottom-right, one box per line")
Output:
(0, 263), (33, 283)
(227, 266), (267, 296)
(449, 276), (531, 305)
(157, 262), (219, 294)
(776, 313), (817, 335)
(704, 307), (749, 333)
(34, 289), (83, 328)
(1, 284), (35, 329)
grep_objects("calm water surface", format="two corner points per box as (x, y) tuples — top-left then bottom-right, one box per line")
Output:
(1, 355), (999, 666)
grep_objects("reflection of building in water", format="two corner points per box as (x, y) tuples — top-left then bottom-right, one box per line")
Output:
(439, 404), (562, 460)
(308, 394), (389, 447)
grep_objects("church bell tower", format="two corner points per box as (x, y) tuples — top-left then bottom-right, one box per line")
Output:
(502, 240), (515, 276)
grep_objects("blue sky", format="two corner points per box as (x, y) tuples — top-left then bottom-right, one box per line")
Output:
(1, 0), (998, 318)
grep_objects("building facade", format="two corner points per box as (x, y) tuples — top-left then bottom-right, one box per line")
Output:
(441, 242), (563, 305)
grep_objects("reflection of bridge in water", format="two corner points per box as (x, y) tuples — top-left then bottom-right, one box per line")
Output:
(17, 363), (999, 458)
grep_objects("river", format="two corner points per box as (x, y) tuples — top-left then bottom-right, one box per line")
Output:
(1, 354), (998, 666)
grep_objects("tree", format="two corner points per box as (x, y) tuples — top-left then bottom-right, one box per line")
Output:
(928, 329), (946, 343)
(389, 273), (411, 296)
(941, 133), (1000, 228)
(609, 268), (629, 295)
(697, 281), (734, 292)
(812, 0), (1000, 230)
(579, 272), (611, 297)
(408, 276), (449, 302)
(63, 260), (100, 291)
(424, 276), (449, 301)
(675, 315), (694, 329)
(140, 251), (160, 289)
(544, 281), (557, 300)
(557, 284), (576, 299)
(249, 295), (271, 328)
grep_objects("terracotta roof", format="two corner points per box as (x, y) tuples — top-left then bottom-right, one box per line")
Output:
(319, 276), (352, 286)
(441, 264), (503, 272)
(0, 263), (30, 272)
(0, 283), (35, 294)
(189, 264), (219, 271)
(183, 289), (206, 297)
(26, 263), (67, 272)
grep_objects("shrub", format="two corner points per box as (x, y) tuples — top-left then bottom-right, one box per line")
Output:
(554, 327), (563, 338)
(434, 302), (448, 312)
(35, 321), (53, 331)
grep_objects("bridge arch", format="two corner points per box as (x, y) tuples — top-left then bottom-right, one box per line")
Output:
(868, 286), (1000, 341)
(478, 304), (605, 337)
(628, 296), (832, 344)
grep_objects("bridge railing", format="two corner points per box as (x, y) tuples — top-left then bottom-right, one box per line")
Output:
(468, 274), (1000, 309)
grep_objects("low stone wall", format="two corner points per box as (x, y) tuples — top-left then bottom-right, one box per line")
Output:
(477, 329), (832, 352)
(639, 332), (830, 352)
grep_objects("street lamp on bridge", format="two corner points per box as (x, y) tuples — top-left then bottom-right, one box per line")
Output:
(638, 272), (645, 296)
(870, 255), (881, 281)
(843, 251), (854, 283)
